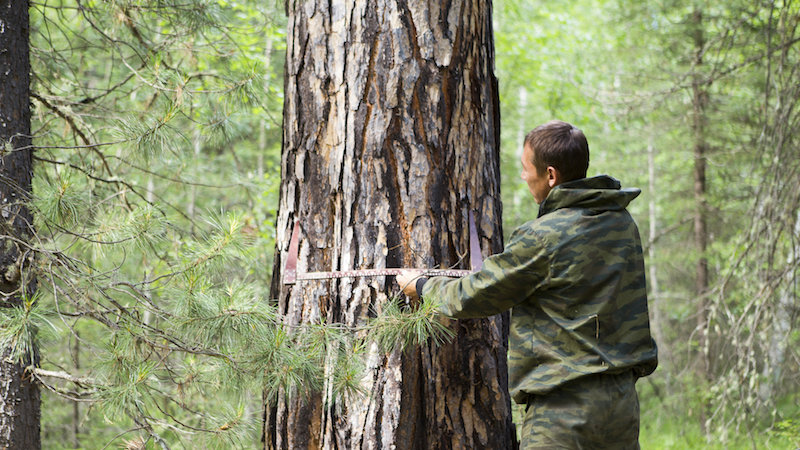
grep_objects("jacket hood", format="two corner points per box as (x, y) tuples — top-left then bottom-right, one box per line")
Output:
(538, 175), (641, 218)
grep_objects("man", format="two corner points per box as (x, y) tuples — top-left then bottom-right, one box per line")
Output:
(397, 120), (658, 449)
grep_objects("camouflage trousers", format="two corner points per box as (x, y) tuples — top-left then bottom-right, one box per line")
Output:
(520, 371), (640, 449)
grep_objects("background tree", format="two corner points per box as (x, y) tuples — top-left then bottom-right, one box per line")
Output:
(265, 0), (515, 448)
(706, 0), (800, 433)
(17, 0), (292, 447)
(0, 0), (40, 447)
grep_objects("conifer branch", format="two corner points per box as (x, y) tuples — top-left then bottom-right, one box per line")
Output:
(33, 368), (98, 387)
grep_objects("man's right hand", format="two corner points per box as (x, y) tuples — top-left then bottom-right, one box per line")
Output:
(396, 270), (423, 299)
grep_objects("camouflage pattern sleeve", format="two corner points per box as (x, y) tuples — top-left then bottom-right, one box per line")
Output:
(420, 175), (658, 399)
(421, 224), (549, 318)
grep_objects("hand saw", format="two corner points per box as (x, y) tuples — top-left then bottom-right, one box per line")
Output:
(283, 211), (483, 284)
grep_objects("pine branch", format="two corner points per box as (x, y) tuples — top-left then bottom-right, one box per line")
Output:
(33, 368), (98, 387)
(367, 296), (456, 354)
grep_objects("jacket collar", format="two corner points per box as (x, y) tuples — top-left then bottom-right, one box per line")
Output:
(537, 175), (641, 218)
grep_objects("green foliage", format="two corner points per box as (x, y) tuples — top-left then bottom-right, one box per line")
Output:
(329, 339), (368, 402)
(0, 292), (58, 365)
(114, 109), (183, 162)
(368, 296), (456, 354)
(256, 325), (325, 401)
(637, 375), (800, 449)
(201, 403), (259, 449)
(33, 169), (91, 228)
(770, 419), (800, 447)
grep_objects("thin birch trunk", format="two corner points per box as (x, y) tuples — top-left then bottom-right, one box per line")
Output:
(647, 143), (669, 370)
(759, 211), (799, 404)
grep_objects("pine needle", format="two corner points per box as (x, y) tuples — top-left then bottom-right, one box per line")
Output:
(0, 292), (58, 366)
(330, 340), (367, 401)
(367, 296), (455, 354)
(33, 169), (91, 228)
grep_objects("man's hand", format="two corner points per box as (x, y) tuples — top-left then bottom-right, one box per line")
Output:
(396, 270), (423, 299)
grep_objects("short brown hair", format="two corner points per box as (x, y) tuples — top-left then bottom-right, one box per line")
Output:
(524, 120), (590, 182)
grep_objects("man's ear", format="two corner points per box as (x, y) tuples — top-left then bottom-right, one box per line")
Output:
(546, 166), (561, 188)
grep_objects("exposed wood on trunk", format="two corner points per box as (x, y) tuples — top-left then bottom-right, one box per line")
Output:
(264, 1), (514, 448)
(0, 0), (41, 447)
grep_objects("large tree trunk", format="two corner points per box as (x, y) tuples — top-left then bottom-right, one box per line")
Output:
(264, 1), (514, 448)
(0, 0), (41, 447)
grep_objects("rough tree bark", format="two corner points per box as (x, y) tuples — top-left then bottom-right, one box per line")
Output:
(0, 0), (41, 447)
(264, 1), (514, 448)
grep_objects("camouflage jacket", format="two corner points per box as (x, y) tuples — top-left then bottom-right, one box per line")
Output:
(422, 175), (658, 403)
